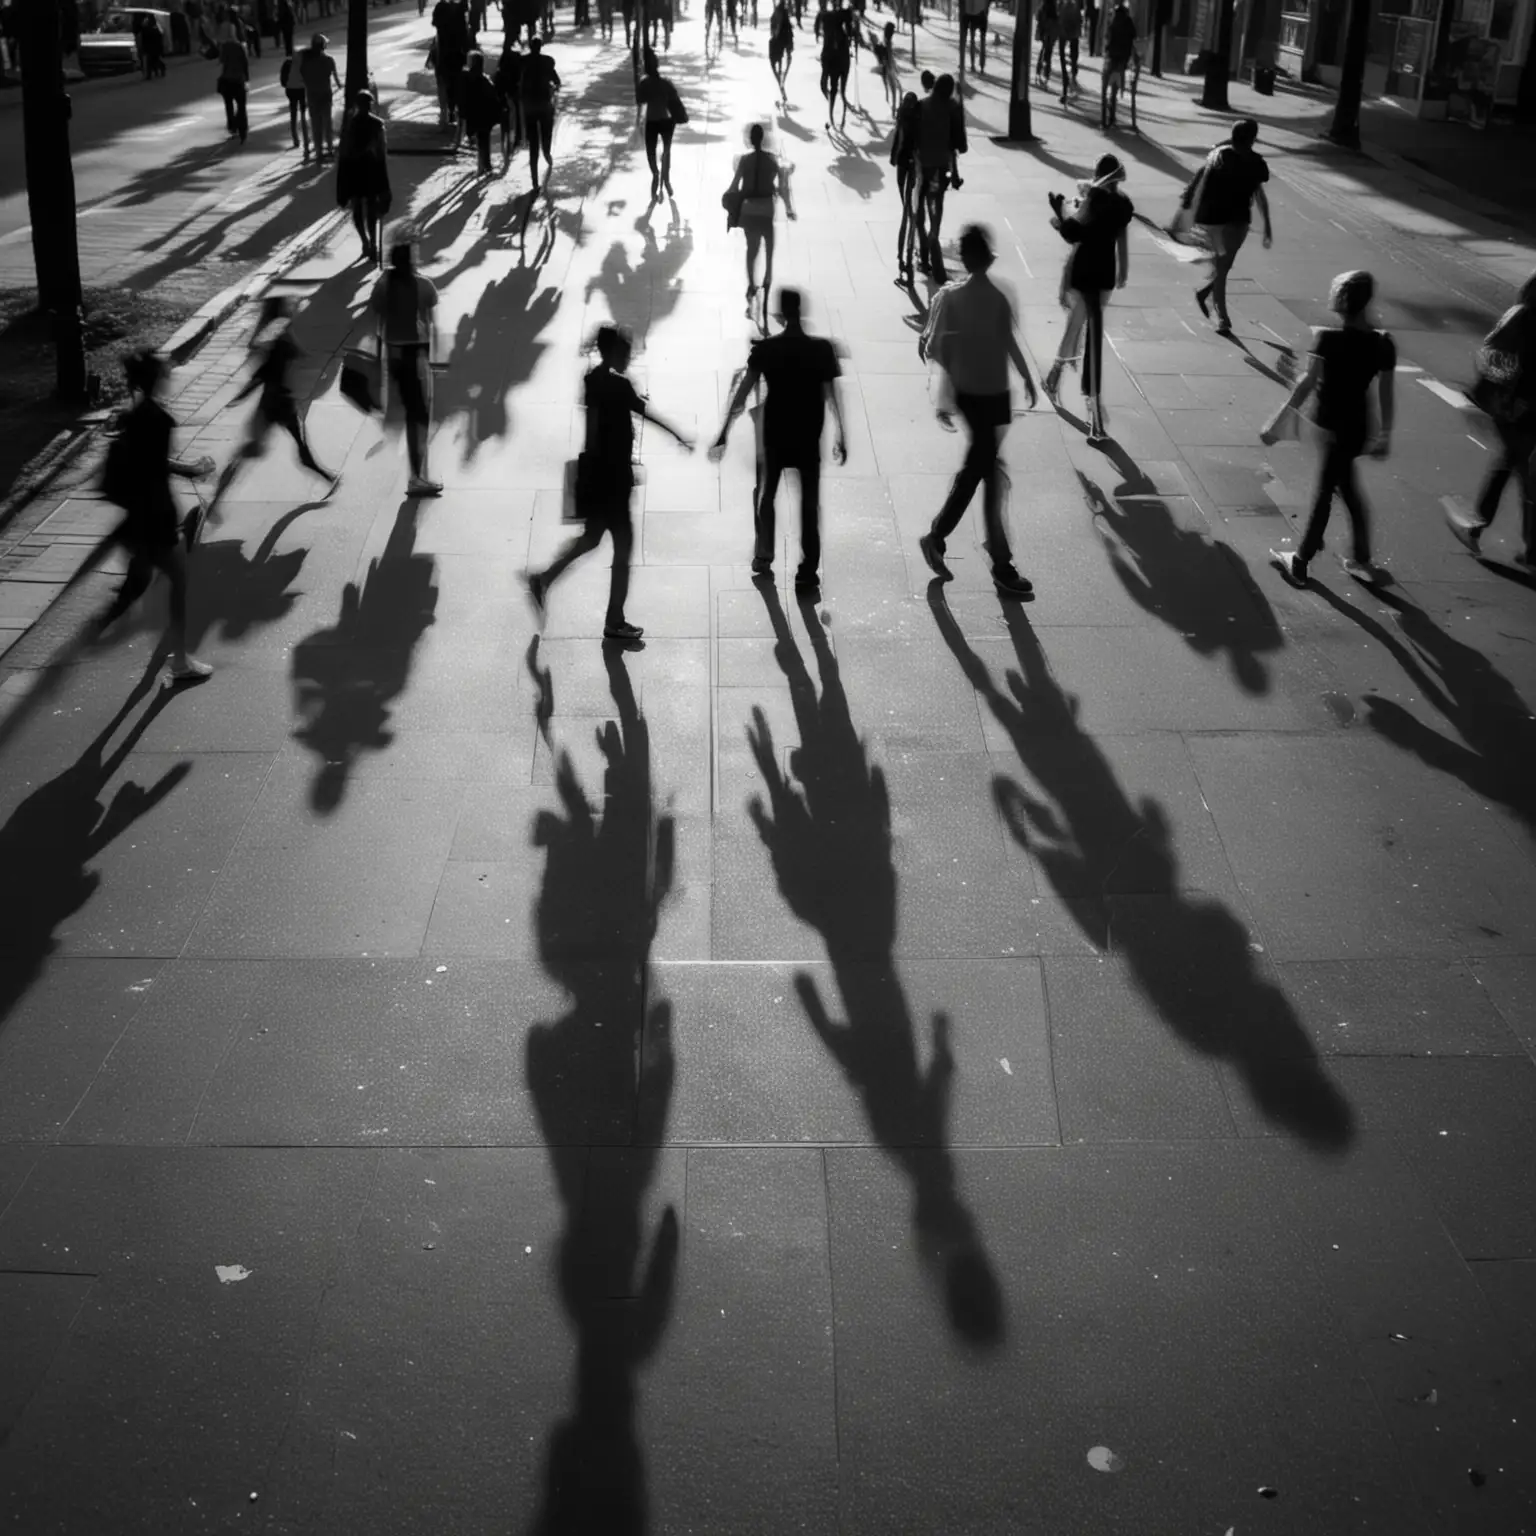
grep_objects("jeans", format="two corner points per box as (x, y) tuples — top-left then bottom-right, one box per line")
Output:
(219, 79), (248, 138)
(755, 446), (822, 578)
(286, 89), (308, 147)
(929, 392), (1012, 569)
(1476, 415), (1535, 553)
(544, 495), (635, 624)
(1298, 440), (1370, 566)
(1195, 223), (1248, 325)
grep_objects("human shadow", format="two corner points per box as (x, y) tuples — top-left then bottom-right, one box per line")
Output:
(746, 580), (1005, 1346)
(1074, 471), (1282, 694)
(1306, 579), (1536, 837)
(527, 643), (679, 1535)
(927, 583), (1354, 1153)
(288, 498), (438, 813)
(0, 673), (185, 1032)
(826, 125), (883, 199)
(584, 206), (695, 351)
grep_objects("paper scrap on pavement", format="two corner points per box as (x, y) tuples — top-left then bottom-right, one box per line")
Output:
(215, 1264), (252, 1284)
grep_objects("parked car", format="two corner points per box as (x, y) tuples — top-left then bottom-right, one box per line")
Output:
(77, 7), (169, 73)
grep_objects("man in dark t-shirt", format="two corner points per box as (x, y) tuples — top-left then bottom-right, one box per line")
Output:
(1188, 118), (1272, 335)
(710, 288), (847, 592)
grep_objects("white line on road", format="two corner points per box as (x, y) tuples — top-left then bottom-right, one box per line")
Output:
(1420, 378), (1472, 411)
(1468, 434), (1487, 450)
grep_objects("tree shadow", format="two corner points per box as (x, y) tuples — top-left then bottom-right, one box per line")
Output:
(1306, 579), (1536, 838)
(745, 580), (1005, 1346)
(926, 582), (1354, 1153)
(1074, 470), (1282, 695)
(0, 673), (186, 1032)
(288, 497), (438, 812)
(527, 643), (678, 1535)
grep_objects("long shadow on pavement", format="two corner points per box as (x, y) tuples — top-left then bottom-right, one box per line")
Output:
(747, 580), (1005, 1347)
(0, 674), (185, 1031)
(527, 642), (679, 1535)
(289, 496), (438, 812)
(927, 582), (1355, 1153)
(1307, 578), (1536, 838)
(1074, 468), (1283, 694)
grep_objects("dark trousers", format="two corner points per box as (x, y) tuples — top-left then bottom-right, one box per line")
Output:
(219, 79), (248, 138)
(1298, 440), (1370, 565)
(544, 499), (635, 624)
(643, 118), (674, 182)
(104, 542), (189, 639)
(474, 125), (493, 172)
(1058, 34), (1077, 84)
(755, 446), (822, 578)
(287, 90), (308, 145)
(929, 392), (1012, 568)
(1476, 416), (1535, 553)
(1078, 287), (1105, 396)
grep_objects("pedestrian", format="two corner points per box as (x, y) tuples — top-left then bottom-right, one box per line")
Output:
(280, 51), (310, 153)
(459, 51), (502, 174)
(299, 33), (340, 157)
(277, 0), (294, 49)
(768, 0), (793, 98)
(914, 72), (965, 281)
(816, 0), (852, 128)
(724, 123), (791, 328)
(916, 224), (1039, 597)
(1184, 118), (1272, 336)
(370, 237), (444, 497)
(1034, 0), (1055, 82)
(494, 43), (523, 163)
(92, 351), (215, 681)
(635, 48), (686, 201)
(1447, 273), (1536, 565)
(216, 29), (249, 140)
(1266, 270), (1396, 587)
(1042, 152), (1133, 446)
(431, 0), (469, 126)
(520, 35), (559, 192)
(1082, 0), (1096, 53)
(870, 19), (900, 117)
(524, 325), (695, 643)
(1101, 0), (1135, 124)
(208, 298), (340, 514)
(960, 0), (987, 73)
(336, 90), (391, 261)
(710, 288), (848, 592)
(1056, 0), (1079, 96)
(890, 87), (920, 282)
(648, 0), (674, 49)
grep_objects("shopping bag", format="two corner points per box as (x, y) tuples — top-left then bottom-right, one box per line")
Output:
(339, 347), (382, 414)
(1259, 403), (1309, 446)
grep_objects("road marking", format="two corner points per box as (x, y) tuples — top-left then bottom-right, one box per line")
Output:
(1419, 378), (1471, 411)
(1468, 433), (1487, 450)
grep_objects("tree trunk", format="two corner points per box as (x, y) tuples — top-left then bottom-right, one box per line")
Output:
(1200, 0), (1235, 107)
(346, 0), (369, 104)
(1007, 0), (1032, 136)
(17, 0), (86, 399)
(1328, 0), (1371, 145)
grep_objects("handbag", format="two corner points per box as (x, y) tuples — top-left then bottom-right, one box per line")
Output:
(339, 346), (382, 414)
(562, 454), (593, 522)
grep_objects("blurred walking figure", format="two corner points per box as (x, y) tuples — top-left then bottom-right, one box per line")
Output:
(370, 237), (444, 497)
(870, 18), (900, 116)
(432, 0), (470, 126)
(710, 288), (847, 592)
(959, 0), (988, 72)
(495, 43), (523, 162)
(280, 52), (310, 154)
(768, 0), (793, 98)
(636, 51), (687, 200)
(520, 36), (560, 192)
(1034, 0), (1056, 83)
(459, 51), (502, 174)
(916, 225), (1039, 597)
(914, 73), (964, 281)
(336, 90), (391, 262)
(890, 87), (920, 281)
(216, 29), (249, 141)
(1266, 270), (1396, 586)
(1043, 152), (1133, 446)
(1184, 118), (1271, 336)
(1056, 0), (1080, 97)
(1447, 273), (1536, 565)
(92, 351), (214, 681)
(277, 0), (295, 50)
(299, 33), (341, 158)
(209, 298), (340, 513)
(725, 124), (792, 329)
(524, 326), (695, 644)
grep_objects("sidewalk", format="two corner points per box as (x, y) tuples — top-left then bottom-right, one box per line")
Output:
(0, 16), (1534, 1534)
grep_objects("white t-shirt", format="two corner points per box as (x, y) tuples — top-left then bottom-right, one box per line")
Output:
(925, 274), (1015, 396)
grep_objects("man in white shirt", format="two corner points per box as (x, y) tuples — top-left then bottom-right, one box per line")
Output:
(917, 224), (1038, 597)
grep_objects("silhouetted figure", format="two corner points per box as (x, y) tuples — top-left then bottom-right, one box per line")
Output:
(1184, 118), (1272, 337)
(370, 237), (443, 497)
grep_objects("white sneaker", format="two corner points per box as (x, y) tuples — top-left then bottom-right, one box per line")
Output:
(1341, 558), (1385, 584)
(169, 655), (213, 681)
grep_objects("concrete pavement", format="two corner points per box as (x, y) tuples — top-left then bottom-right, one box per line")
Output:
(1, 12), (1535, 1533)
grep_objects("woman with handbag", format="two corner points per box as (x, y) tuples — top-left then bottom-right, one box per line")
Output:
(636, 49), (687, 201)
(723, 123), (791, 328)
(523, 326), (695, 644)
(1447, 273), (1536, 565)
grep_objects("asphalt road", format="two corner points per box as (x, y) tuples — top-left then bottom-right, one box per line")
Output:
(0, 3), (444, 240)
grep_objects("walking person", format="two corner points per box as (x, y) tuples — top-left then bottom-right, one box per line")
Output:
(1042, 152), (1133, 446)
(1056, 0), (1079, 98)
(1266, 270), (1396, 586)
(710, 288), (848, 592)
(524, 326), (695, 643)
(891, 87), (920, 281)
(768, 0), (793, 99)
(459, 50), (502, 174)
(520, 35), (559, 192)
(280, 51), (310, 153)
(208, 298), (340, 514)
(1101, 0), (1135, 125)
(299, 33), (341, 158)
(870, 18), (900, 117)
(216, 29), (249, 141)
(636, 49), (686, 200)
(432, 0), (470, 126)
(1446, 273), (1536, 565)
(1184, 118), (1272, 336)
(336, 89), (391, 262)
(960, 0), (987, 73)
(724, 123), (792, 329)
(495, 43), (523, 163)
(370, 238), (444, 498)
(1034, 0), (1056, 83)
(277, 0), (295, 50)
(92, 351), (215, 681)
(914, 73), (965, 281)
(916, 225), (1039, 597)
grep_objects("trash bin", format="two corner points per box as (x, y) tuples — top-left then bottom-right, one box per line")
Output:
(1254, 63), (1276, 94)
